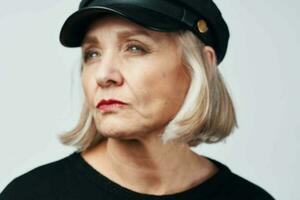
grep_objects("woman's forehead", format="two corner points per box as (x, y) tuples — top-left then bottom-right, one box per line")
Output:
(83, 15), (175, 42)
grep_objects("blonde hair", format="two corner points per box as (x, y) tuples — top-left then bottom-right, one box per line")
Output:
(58, 30), (238, 151)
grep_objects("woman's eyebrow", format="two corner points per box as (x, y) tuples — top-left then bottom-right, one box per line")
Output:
(82, 36), (99, 46)
(82, 29), (156, 46)
(116, 29), (154, 40)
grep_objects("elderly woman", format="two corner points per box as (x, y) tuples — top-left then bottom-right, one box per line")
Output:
(0, 0), (275, 199)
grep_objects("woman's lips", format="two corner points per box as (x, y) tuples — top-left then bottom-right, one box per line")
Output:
(99, 103), (126, 112)
(97, 99), (128, 112)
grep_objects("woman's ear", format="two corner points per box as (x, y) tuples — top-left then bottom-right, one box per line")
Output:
(203, 46), (217, 66)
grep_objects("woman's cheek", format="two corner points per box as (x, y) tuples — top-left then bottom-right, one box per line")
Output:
(82, 76), (95, 106)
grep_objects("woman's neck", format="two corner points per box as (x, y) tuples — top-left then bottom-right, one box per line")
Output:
(81, 135), (218, 195)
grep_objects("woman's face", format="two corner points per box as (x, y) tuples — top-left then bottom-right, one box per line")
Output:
(81, 15), (191, 140)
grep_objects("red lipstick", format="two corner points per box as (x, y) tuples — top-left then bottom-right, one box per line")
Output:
(97, 99), (127, 112)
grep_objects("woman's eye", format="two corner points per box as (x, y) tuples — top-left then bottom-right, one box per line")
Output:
(83, 50), (100, 62)
(127, 44), (146, 53)
(83, 44), (147, 62)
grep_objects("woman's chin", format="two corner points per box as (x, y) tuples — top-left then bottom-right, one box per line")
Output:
(95, 122), (139, 140)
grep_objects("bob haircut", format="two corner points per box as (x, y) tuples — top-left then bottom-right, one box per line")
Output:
(58, 29), (238, 152)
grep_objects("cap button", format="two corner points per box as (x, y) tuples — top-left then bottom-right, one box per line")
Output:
(197, 19), (208, 33)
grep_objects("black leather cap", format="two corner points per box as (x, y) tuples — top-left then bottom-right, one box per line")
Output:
(59, 0), (229, 64)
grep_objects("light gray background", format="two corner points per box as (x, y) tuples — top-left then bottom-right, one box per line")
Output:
(0, 0), (299, 199)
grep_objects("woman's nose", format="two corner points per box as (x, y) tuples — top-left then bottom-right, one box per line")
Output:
(95, 53), (124, 88)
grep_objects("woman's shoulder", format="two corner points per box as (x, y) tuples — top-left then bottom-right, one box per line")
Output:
(205, 156), (275, 199)
(227, 171), (275, 199)
(0, 153), (73, 200)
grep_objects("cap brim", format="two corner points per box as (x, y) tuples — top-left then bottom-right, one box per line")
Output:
(59, 5), (185, 47)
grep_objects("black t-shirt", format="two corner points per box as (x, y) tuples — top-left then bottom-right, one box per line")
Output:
(0, 152), (275, 200)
